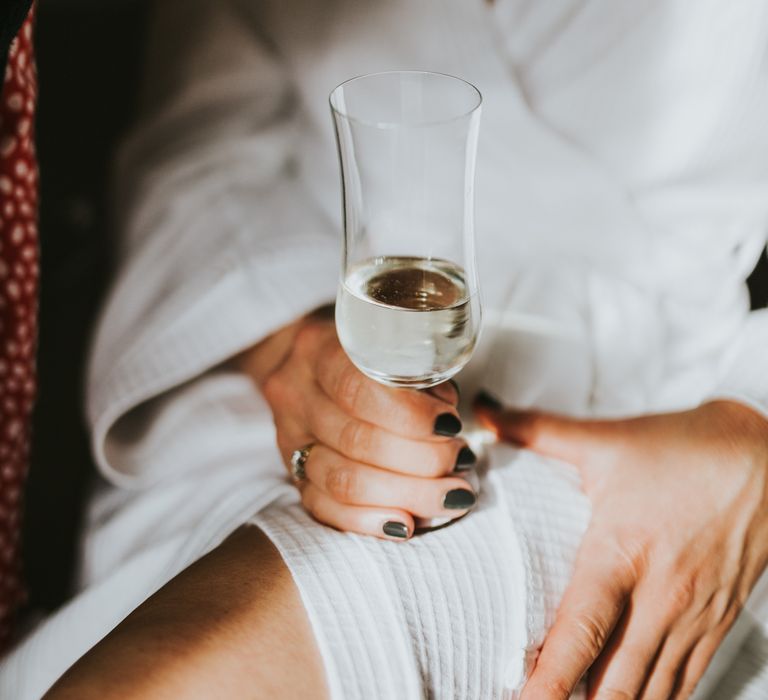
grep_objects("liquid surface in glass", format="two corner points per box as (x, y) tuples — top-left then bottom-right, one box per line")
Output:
(336, 256), (478, 388)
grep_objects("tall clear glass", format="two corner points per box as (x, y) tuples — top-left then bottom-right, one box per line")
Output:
(331, 71), (482, 389)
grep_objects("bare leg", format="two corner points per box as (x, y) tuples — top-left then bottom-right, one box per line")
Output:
(45, 527), (328, 700)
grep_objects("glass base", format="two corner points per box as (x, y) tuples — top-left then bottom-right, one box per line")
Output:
(357, 365), (463, 390)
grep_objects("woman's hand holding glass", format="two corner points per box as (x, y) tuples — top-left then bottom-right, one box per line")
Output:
(237, 314), (477, 541)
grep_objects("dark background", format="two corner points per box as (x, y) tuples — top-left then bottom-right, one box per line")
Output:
(20, 0), (768, 613)
(752, 249), (768, 309)
(23, 0), (149, 611)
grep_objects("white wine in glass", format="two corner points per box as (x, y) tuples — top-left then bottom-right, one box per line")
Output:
(337, 255), (478, 388)
(330, 71), (482, 389)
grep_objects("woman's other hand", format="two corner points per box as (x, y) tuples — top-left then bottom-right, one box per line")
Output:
(476, 395), (768, 699)
(234, 311), (477, 541)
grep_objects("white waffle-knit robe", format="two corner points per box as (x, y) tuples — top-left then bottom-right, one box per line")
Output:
(4, 1), (768, 698)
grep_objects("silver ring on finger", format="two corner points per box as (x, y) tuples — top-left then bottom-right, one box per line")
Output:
(290, 443), (315, 484)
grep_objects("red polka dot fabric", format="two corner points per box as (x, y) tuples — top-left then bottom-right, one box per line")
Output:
(0, 3), (37, 650)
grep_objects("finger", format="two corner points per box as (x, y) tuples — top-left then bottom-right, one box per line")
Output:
(315, 342), (463, 440)
(304, 444), (477, 518)
(588, 591), (671, 700)
(589, 581), (691, 698)
(301, 482), (416, 540)
(520, 536), (634, 700)
(274, 419), (315, 476)
(638, 626), (701, 700)
(423, 378), (460, 407)
(669, 631), (725, 700)
(639, 575), (740, 700)
(640, 648), (691, 700)
(306, 387), (470, 477)
(473, 393), (608, 467)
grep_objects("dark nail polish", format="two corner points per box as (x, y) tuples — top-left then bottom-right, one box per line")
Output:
(454, 446), (477, 471)
(443, 489), (477, 510)
(383, 521), (409, 539)
(434, 413), (462, 436)
(475, 390), (503, 411)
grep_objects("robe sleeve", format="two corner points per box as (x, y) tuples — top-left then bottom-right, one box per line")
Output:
(709, 247), (768, 422)
(86, 0), (338, 487)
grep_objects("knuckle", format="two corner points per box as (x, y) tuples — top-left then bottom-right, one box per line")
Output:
(614, 538), (649, 581)
(569, 612), (610, 659)
(325, 466), (358, 503)
(339, 418), (370, 456)
(603, 534), (648, 586)
(335, 364), (365, 412)
(668, 578), (696, 615)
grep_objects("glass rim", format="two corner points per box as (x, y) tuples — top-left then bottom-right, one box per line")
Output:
(329, 70), (482, 129)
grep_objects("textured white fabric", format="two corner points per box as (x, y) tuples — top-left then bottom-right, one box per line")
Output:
(712, 309), (768, 423)
(2, 0), (768, 697)
(254, 447), (591, 699)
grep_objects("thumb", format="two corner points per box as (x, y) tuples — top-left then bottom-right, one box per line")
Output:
(473, 391), (612, 467)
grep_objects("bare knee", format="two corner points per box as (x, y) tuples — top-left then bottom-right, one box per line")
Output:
(46, 526), (327, 700)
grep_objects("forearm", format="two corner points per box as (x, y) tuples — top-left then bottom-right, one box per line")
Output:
(45, 527), (326, 700)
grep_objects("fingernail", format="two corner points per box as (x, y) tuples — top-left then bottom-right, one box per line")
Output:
(434, 413), (462, 436)
(475, 390), (502, 411)
(454, 445), (477, 471)
(383, 521), (409, 539)
(443, 488), (477, 510)
(448, 379), (461, 399)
